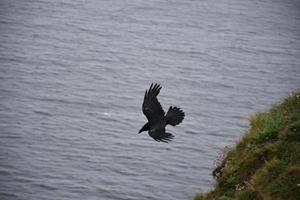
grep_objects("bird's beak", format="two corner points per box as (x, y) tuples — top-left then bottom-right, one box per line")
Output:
(138, 130), (142, 134)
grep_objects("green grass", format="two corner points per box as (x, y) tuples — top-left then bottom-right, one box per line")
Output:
(194, 91), (300, 200)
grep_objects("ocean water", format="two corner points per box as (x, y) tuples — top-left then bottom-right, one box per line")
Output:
(0, 0), (299, 199)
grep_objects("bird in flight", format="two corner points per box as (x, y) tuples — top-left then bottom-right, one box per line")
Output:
(139, 83), (185, 143)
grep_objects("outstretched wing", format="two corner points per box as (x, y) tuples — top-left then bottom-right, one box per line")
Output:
(149, 127), (174, 143)
(142, 83), (165, 123)
(165, 106), (185, 126)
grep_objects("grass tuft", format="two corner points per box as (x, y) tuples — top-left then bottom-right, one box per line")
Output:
(195, 91), (300, 200)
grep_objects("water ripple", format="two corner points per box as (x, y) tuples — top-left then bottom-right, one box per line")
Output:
(1, 0), (300, 200)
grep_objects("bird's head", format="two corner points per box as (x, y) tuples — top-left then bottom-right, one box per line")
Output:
(139, 122), (150, 134)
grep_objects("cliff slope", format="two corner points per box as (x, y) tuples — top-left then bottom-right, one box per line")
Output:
(195, 91), (300, 200)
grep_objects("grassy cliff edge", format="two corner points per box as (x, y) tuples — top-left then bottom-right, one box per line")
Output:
(195, 91), (300, 200)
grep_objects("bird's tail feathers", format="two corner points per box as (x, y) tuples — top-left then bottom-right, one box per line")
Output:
(166, 106), (185, 126)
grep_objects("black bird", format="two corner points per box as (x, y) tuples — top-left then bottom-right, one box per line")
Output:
(138, 83), (185, 143)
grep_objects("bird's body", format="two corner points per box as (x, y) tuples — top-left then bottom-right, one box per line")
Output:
(139, 83), (185, 143)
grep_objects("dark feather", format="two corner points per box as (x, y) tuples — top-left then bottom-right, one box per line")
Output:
(166, 106), (185, 126)
(149, 127), (174, 143)
(142, 83), (165, 123)
(139, 83), (184, 143)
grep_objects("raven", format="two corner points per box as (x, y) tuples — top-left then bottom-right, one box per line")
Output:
(138, 83), (185, 143)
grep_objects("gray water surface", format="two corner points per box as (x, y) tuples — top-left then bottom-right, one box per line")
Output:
(0, 0), (300, 199)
